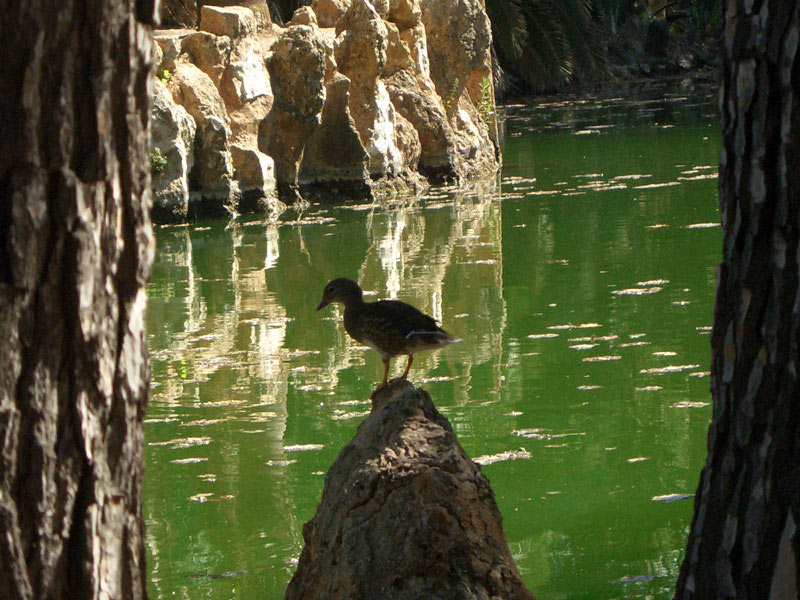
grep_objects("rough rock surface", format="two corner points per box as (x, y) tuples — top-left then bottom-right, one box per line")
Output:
(263, 24), (328, 197)
(181, 31), (231, 87)
(284, 381), (536, 600)
(151, 79), (196, 221)
(419, 0), (491, 108)
(311, 0), (348, 28)
(299, 73), (371, 197)
(289, 5), (319, 26)
(168, 62), (236, 197)
(335, 0), (394, 171)
(200, 5), (258, 38)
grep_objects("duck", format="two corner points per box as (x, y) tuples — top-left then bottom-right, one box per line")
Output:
(317, 278), (459, 396)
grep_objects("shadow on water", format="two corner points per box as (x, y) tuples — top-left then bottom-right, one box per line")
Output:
(145, 76), (721, 600)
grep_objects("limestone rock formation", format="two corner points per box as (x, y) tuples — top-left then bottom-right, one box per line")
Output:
(289, 5), (319, 26)
(284, 381), (535, 600)
(419, 0), (491, 107)
(168, 62), (236, 199)
(262, 24), (329, 198)
(181, 31), (231, 87)
(150, 0), (499, 221)
(299, 73), (371, 198)
(200, 5), (258, 38)
(151, 80), (196, 221)
(311, 0), (347, 28)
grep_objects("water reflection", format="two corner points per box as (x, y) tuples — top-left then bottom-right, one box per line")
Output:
(145, 183), (510, 597)
(146, 77), (721, 600)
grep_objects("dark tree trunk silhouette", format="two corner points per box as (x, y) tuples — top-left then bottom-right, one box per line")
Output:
(674, 0), (800, 598)
(0, 1), (155, 599)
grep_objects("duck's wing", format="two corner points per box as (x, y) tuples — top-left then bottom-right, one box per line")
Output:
(371, 300), (457, 350)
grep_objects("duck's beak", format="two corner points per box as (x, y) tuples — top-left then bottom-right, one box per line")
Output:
(316, 298), (329, 311)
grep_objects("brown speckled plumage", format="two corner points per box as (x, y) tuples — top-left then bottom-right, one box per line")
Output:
(317, 278), (458, 395)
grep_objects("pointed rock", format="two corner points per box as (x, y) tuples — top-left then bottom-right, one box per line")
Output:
(285, 381), (536, 600)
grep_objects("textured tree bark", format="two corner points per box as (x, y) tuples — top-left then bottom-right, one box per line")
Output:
(0, 2), (156, 599)
(674, 1), (800, 598)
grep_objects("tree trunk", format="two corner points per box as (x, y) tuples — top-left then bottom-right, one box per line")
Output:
(0, 2), (156, 599)
(674, 1), (800, 598)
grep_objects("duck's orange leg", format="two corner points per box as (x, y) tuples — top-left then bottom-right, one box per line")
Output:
(371, 360), (391, 398)
(390, 355), (413, 382)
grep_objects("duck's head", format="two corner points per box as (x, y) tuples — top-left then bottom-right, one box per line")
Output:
(317, 278), (363, 311)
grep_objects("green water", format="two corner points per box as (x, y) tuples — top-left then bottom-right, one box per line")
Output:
(145, 77), (721, 600)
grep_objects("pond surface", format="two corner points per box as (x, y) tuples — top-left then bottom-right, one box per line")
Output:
(145, 76), (721, 600)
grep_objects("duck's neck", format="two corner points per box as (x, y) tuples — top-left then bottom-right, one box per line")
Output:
(342, 294), (366, 312)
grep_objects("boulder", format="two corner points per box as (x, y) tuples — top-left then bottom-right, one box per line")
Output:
(289, 6), (319, 27)
(418, 0), (491, 113)
(202, 0), (272, 28)
(388, 0), (420, 31)
(384, 22), (416, 76)
(262, 25), (328, 195)
(151, 79), (196, 221)
(222, 37), (272, 106)
(299, 73), (370, 193)
(385, 70), (457, 177)
(335, 0), (411, 178)
(200, 5), (258, 39)
(284, 381), (536, 600)
(366, 0), (390, 19)
(230, 144), (276, 197)
(153, 29), (193, 74)
(450, 94), (497, 177)
(168, 62), (235, 195)
(181, 31), (231, 87)
(399, 22), (430, 77)
(311, 0), (348, 28)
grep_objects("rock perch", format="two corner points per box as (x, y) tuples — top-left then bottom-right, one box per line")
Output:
(284, 380), (536, 600)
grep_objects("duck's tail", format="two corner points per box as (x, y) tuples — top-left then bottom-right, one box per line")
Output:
(405, 330), (462, 344)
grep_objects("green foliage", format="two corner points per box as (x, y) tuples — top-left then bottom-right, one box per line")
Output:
(487, 0), (718, 94)
(487, 0), (620, 92)
(444, 77), (460, 113)
(159, 68), (171, 83)
(150, 147), (167, 176)
(677, 0), (721, 36)
(488, 0), (682, 93)
(475, 76), (495, 130)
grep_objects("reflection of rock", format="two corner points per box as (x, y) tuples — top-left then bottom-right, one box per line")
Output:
(285, 381), (535, 600)
(355, 183), (505, 393)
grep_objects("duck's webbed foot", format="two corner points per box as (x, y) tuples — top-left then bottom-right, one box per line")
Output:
(370, 382), (387, 399)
